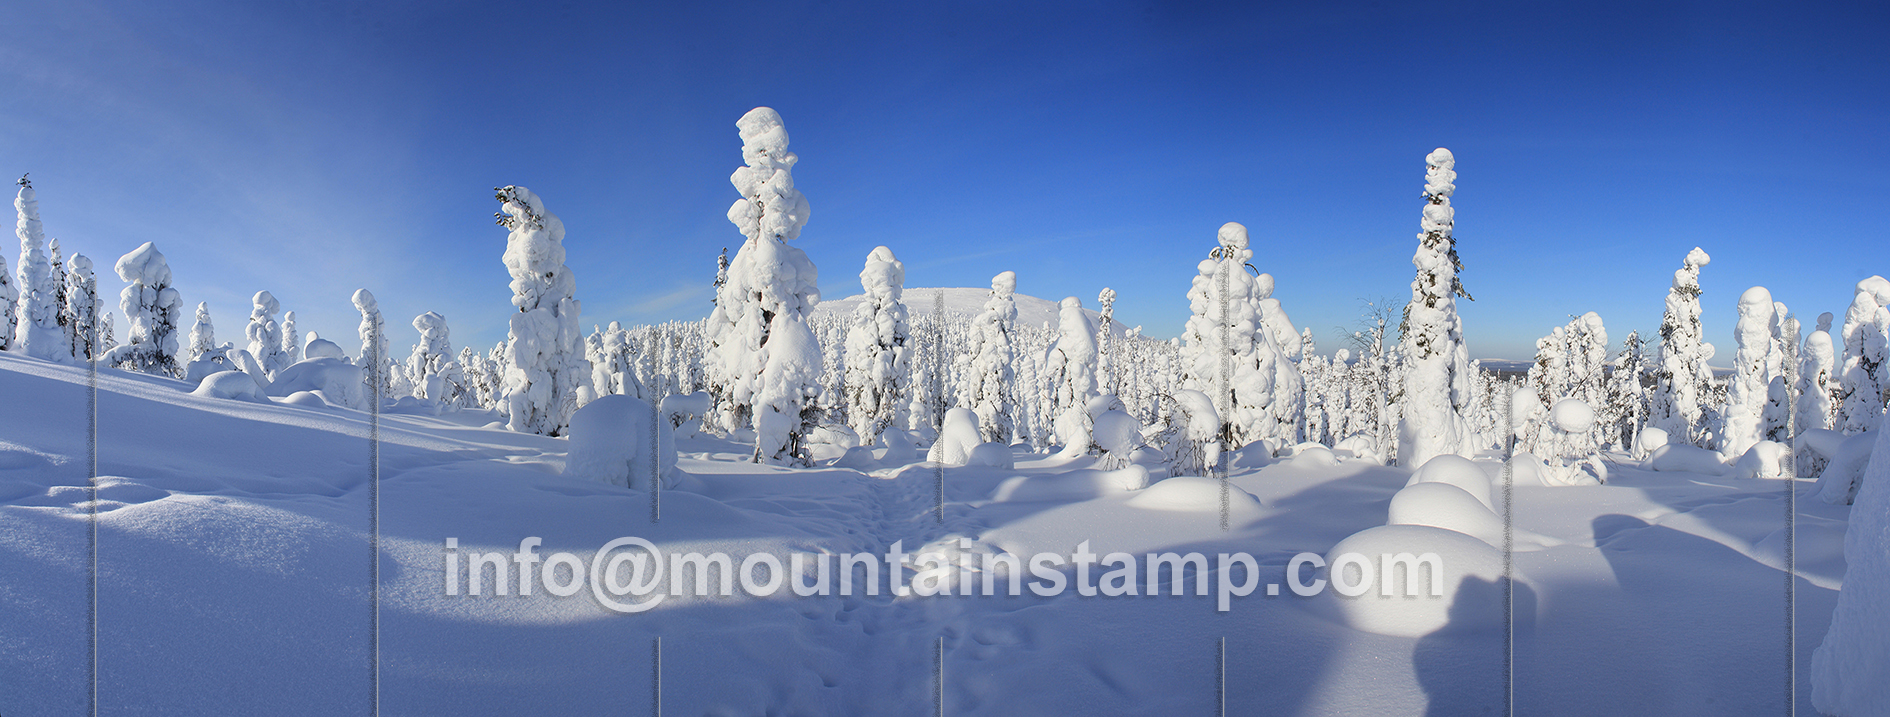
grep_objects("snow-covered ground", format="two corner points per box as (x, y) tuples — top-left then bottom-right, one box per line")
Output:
(0, 351), (1847, 715)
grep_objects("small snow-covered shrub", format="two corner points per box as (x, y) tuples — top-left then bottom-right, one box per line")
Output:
(564, 394), (677, 491)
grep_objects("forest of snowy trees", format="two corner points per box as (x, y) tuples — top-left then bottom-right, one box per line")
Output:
(5, 111), (1888, 504)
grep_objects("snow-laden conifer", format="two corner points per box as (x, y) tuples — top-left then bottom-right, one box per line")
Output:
(1721, 287), (1778, 458)
(1179, 222), (1278, 451)
(1648, 247), (1714, 446)
(187, 301), (216, 363)
(956, 271), (1019, 444)
(246, 291), (285, 376)
(843, 247), (911, 446)
(0, 248), (15, 351)
(61, 253), (99, 361)
(1043, 296), (1099, 456)
(703, 108), (821, 464)
(1836, 276), (1890, 434)
(354, 288), (390, 399)
(1397, 148), (1477, 468)
(14, 176), (65, 361)
(495, 185), (591, 436)
(406, 311), (462, 403)
(103, 242), (181, 375)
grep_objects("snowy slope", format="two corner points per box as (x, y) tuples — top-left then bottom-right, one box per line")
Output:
(0, 351), (1850, 715)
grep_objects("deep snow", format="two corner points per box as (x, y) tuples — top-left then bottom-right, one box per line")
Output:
(0, 351), (1850, 715)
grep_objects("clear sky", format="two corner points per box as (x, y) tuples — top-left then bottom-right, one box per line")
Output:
(2, 1), (1885, 363)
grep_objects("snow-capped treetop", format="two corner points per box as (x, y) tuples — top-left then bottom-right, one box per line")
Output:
(1423, 148), (1456, 198)
(495, 185), (575, 313)
(1217, 221), (1250, 254)
(188, 301), (216, 361)
(992, 270), (1017, 296)
(16, 175), (64, 361)
(115, 241), (174, 289)
(859, 245), (904, 303)
(1817, 311), (1834, 333)
(728, 107), (811, 245)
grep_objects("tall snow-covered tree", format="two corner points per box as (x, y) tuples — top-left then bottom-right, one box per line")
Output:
(1254, 274), (1306, 445)
(1179, 222), (1280, 452)
(187, 301), (216, 362)
(102, 242), (181, 375)
(100, 312), (115, 355)
(281, 310), (301, 366)
(1397, 148), (1477, 468)
(1836, 276), (1890, 434)
(49, 238), (70, 353)
(1606, 331), (1649, 453)
(0, 248), (15, 350)
(956, 270), (1019, 444)
(702, 108), (822, 464)
(14, 175), (65, 361)
(61, 253), (99, 362)
(1722, 286), (1777, 458)
(495, 185), (591, 436)
(246, 291), (285, 376)
(1096, 287), (1117, 395)
(1648, 247), (1715, 447)
(1798, 318), (1837, 437)
(406, 311), (463, 403)
(843, 246), (911, 446)
(354, 289), (390, 399)
(1043, 296), (1099, 456)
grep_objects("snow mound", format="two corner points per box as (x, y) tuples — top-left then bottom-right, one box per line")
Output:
(1404, 454), (1494, 511)
(990, 465), (1150, 503)
(1325, 524), (1519, 638)
(563, 394), (678, 491)
(190, 371), (267, 403)
(182, 354), (237, 385)
(1649, 443), (1730, 475)
(281, 391), (329, 408)
(1811, 424), (1890, 714)
(1127, 475), (1263, 517)
(1386, 481), (1506, 546)
(965, 442), (1014, 469)
(1728, 441), (1787, 480)
(927, 408), (982, 466)
(660, 391), (710, 436)
(1505, 452), (1549, 488)
(303, 337), (345, 360)
(1638, 426), (1670, 455)
(265, 358), (364, 409)
(1291, 445), (1339, 467)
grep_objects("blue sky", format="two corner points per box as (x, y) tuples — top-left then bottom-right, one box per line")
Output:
(2, 1), (1885, 363)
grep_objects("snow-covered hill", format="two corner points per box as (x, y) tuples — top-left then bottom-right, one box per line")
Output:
(0, 350), (1853, 714)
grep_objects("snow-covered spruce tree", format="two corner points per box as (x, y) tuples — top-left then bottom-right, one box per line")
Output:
(102, 242), (181, 375)
(99, 312), (115, 355)
(354, 289), (390, 399)
(1606, 331), (1649, 453)
(0, 248), (15, 350)
(1179, 222), (1279, 452)
(1722, 287), (1780, 459)
(14, 175), (66, 361)
(956, 271), (1019, 444)
(1096, 287), (1117, 396)
(1797, 320), (1837, 442)
(1648, 247), (1714, 447)
(49, 238), (70, 353)
(842, 246), (911, 446)
(187, 301), (216, 363)
(61, 253), (99, 362)
(494, 185), (591, 437)
(281, 310), (300, 366)
(1397, 148), (1476, 468)
(1569, 312), (1609, 410)
(590, 321), (643, 399)
(1254, 274), (1306, 445)
(702, 108), (821, 464)
(406, 312), (464, 403)
(1043, 296), (1099, 456)
(1836, 276), (1890, 434)
(246, 291), (285, 376)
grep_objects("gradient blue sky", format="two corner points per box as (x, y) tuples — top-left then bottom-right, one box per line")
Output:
(3, 1), (1885, 363)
